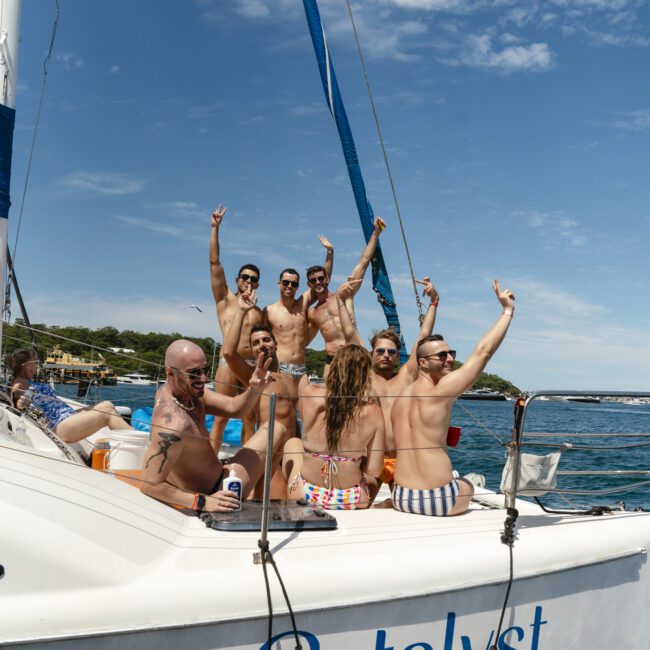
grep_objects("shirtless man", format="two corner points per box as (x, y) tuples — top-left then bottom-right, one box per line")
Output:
(391, 280), (516, 517)
(263, 234), (333, 381)
(140, 339), (284, 513)
(209, 203), (264, 453)
(307, 217), (385, 375)
(223, 290), (298, 499)
(335, 276), (439, 487)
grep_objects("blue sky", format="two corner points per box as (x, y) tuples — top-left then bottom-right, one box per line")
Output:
(7, 0), (650, 390)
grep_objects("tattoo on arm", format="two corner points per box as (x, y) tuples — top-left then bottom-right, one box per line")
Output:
(145, 432), (181, 473)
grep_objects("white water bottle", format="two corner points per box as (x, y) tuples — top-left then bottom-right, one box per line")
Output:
(222, 465), (242, 511)
(22, 388), (34, 407)
(13, 419), (33, 447)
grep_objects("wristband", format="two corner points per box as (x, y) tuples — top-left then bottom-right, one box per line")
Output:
(502, 309), (513, 317)
(431, 301), (439, 307)
(192, 493), (206, 514)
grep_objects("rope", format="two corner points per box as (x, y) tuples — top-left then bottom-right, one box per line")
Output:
(258, 541), (303, 650)
(490, 507), (518, 650)
(344, 0), (424, 321)
(9, 0), (60, 271)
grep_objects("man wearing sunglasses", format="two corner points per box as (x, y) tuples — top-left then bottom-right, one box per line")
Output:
(307, 217), (386, 377)
(263, 234), (334, 382)
(335, 275), (439, 490)
(223, 289), (299, 499)
(391, 280), (516, 517)
(141, 339), (283, 513)
(209, 204), (264, 454)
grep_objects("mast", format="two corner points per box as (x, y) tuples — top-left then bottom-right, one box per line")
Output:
(0, 0), (21, 348)
(302, 0), (406, 360)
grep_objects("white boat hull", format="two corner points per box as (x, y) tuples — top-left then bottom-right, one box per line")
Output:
(3, 552), (646, 649)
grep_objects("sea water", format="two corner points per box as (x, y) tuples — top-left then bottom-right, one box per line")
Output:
(56, 384), (650, 510)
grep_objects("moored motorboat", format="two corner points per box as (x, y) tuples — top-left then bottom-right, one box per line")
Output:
(460, 388), (508, 401)
(116, 372), (156, 386)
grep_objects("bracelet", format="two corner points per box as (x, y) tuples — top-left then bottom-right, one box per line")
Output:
(192, 493), (206, 514)
(431, 301), (439, 307)
(502, 309), (514, 317)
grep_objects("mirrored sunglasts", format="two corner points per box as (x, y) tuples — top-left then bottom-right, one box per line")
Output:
(375, 348), (398, 356)
(171, 365), (211, 379)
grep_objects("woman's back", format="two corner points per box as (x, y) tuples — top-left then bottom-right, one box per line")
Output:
(298, 383), (384, 488)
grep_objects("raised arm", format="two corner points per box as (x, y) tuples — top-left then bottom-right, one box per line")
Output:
(204, 353), (272, 417)
(336, 278), (364, 347)
(209, 204), (229, 303)
(438, 279), (516, 397)
(401, 277), (439, 380)
(318, 234), (334, 280)
(348, 217), (386, 294)
(222, 291), (257, 384)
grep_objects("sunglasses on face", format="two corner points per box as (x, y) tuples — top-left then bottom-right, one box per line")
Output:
(375, 347), (398, 356)
(171, 365), (210, 380)
(308, 275), (326, 285)
(280, 279), (299, 288)
(422, 350), (457, 362)
(239, 273), (259, 284)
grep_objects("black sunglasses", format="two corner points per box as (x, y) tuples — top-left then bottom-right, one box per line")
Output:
(280, 279), (299, 288)
(308, 275), (327, 284)
(375, 347), (398, 356)
(239, 273), (259, 283)
(422, 350), (457, 361)
(171, 365), (211, 379)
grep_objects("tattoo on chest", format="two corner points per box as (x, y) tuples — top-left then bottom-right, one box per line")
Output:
(146, 432), (182, 473)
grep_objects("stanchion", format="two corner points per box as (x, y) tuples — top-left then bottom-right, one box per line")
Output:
(255, 393), (276, 564)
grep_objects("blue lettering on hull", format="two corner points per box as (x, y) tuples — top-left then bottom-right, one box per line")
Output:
(259, 606), (547, 649)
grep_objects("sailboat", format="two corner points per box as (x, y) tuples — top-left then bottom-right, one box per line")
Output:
(2, 2), (650, 648)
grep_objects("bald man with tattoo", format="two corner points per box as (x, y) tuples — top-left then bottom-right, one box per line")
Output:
(140, 339), (284, 513)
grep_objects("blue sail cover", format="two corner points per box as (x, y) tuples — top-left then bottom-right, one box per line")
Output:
(302, 0), (406, 361)
(0, 104), (16, 220)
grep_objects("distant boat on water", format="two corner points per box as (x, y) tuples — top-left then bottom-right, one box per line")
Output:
(565, 396), (601, 404)
(460, 388), (507, 401)
(116, 372), (156, 386)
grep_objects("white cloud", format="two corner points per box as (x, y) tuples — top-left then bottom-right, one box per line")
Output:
(60, 172), (147, 195)
(446, 34), (553, 72)
(236, 0), (270, 19)
(147, 201), (206, 219)
(109, 65), (122, 74)
(379, 0), (473, 9)
(517, 209), (587, 249)
(290, 104), (326, 117)
(56, 52), (83, 71)
(603, 109), (650, 131)
(116, 216), (191, 238)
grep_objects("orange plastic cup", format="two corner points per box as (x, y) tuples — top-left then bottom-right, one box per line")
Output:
(91, 439), (111, 470)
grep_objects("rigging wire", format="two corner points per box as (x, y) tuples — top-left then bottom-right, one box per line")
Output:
(343, 0), (424, 320)
(9, 0), (60, 271)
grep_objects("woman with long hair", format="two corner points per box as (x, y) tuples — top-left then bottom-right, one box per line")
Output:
(284, 344), (384, 510)
(7, 347), (133, 445)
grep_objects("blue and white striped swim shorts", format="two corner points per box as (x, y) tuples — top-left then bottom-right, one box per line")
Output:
(391, 471), (460, 517)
